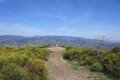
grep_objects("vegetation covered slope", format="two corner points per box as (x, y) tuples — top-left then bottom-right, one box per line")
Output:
(0, 35), (119, 48)
(62, 47), (120, 79)
(0, 46), (50, 80)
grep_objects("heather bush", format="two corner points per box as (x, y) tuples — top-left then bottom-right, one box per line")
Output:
(39, 44), (50, 48)
(63, 47), (120, 78)
(111, 47), (120, 53)
(0, 46), (50, 80)
(102, 53), (120, 77)
(90, 63), (103, 72)
(65, 46), (73, 51)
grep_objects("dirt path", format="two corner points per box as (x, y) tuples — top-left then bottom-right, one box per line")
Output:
(48, 47), (89, 80)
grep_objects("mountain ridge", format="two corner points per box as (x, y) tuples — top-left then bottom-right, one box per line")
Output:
(0, 35), (119, 48)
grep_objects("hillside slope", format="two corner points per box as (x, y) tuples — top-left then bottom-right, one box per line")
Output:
(0, 35), (119, 48)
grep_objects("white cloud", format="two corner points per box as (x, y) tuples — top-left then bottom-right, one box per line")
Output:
(0, 23), (76, 36)
(33, 13), (68, 21)
(32, 12), (83, 26)
(0, 22), (120, 41)
(0, 23), (47, 36)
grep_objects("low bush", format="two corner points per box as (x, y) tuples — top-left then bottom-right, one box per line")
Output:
(39, 44), (50, 48)
(63, 47), (120, 78)
(111, 47), (120, 53)
(90, 63), (103, 72)
(65, 46), (73, 51)
(102, 53), (120, 77)
(0, 46), (50, 80)
(1, 63), (29, 80)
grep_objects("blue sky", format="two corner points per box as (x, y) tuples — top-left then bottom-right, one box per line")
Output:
(0, 0), (120, 41)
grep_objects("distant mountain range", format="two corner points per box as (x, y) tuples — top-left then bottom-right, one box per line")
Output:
(0, 35), (120, 48)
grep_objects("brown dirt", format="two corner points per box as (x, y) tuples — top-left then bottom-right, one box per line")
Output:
(47, 47), (89, 80)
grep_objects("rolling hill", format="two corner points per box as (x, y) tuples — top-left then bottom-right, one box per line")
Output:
(0, 35), (119, 48)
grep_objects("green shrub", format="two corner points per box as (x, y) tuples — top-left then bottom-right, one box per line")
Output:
(90, 63), (103, 72)
(111, 47), (120, 53)
(84, 56), (98, 65)
(0, 46), (49, 80)
(65, 46), (73, 51)
(102, 53), (120, 77)
(63, 47), (120, 78)
(63, 48), (80, 61)
(1, 63), (29, 80)
(0, 56), (9, 69)
(63, 48), (99, 64)
(39, 44), (50, 48)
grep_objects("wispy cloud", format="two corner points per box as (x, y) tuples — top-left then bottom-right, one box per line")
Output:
(32, 12), (83, 25)
(0, 22), (78, 36)
(33, 12), (68, 21)
(0, 23), (47, 36)
(0, 22), (120, 40)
